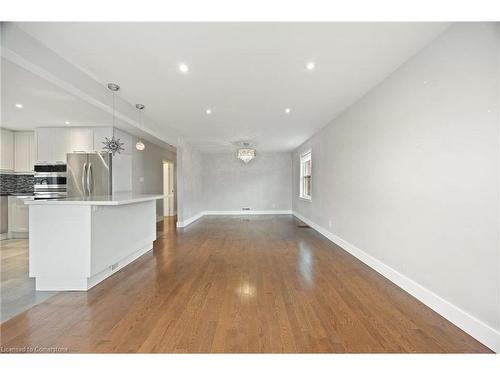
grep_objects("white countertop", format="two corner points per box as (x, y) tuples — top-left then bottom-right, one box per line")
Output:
(25, 193), (164, 206)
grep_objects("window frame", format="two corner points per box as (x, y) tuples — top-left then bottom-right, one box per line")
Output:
(299, 150), (312, 201)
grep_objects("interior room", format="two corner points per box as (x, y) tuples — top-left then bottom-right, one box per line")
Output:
(0, 16), (499, 365)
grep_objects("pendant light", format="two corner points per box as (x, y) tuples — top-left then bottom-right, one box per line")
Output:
(135, 103), (146, 151)
(107, 83), (120, 128)
(102, 83), (125, 155)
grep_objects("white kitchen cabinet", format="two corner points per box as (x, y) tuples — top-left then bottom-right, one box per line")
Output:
(36, 128), (52, 163)
(14, 131), (35, 173)
(1, 128), (14, 171)
(52, 128), (71, 163)
(8, 196), (30, 237)
(36, 128), (70, 163)
(69, 128), (94, 153)
(0, 196), (8, 237)
(36, 127), (110, 163)
(29, 131), (36, 170)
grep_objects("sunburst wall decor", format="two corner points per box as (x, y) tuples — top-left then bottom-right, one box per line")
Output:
(102, 136), (125, 155)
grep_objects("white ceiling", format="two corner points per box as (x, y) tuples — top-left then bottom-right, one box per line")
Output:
(12, 22), (449, 152)
(1, 58), (114, 130)
(1, 58), (176, 151)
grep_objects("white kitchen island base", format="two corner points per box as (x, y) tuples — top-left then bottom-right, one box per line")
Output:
(26, 194), (162, 291)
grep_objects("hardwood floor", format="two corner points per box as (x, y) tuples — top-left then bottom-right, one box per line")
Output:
(0, 215), (492, 353)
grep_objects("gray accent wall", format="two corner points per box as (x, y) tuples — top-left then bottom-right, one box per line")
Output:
(292, 23), (500, 331)
(131, 137), (176, 219)
(202, 152), (292, 212)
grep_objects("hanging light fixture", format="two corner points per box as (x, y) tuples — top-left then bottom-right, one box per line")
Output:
(102, 83), (125, 155)
(135, 104), (146, 151)
(236, 142), (256, 163)
(237, 148), (256, 163)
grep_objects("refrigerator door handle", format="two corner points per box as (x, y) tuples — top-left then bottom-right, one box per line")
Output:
(82, 162), (88, 196)
(87, 163), (93, 195)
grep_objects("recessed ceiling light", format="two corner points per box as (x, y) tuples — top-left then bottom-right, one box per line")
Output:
(65, 121), (71, 125)
(15, 103), (23, 108)
(285, 108), (291, 114)
(306, 62), (315, 71)
(206, 109), (212, 115)
(178, 63), (189, 73)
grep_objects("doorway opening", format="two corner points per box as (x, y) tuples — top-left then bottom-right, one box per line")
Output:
(163, 161), (175, 217)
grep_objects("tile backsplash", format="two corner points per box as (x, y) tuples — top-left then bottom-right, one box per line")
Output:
(0, 173), (34, 194)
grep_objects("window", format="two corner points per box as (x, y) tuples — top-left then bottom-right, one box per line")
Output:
(299, 151), (312, 200)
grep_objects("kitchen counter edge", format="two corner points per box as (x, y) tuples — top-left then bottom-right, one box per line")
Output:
(24, 194), (164, 206)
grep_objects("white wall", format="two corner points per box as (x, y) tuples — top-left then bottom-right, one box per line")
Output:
(202, 152), (292, 212)
(292, 23), (500, 340)
(176, 142), (204, 224)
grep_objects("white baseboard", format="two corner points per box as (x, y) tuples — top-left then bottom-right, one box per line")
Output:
(87, 243), (153, 290)
(0, 231), (29, 240)
(176, 211), (204, 228)
(205, 210), (292, 216)
(292, 211), (500, 353)
(36, 243), (153, 291)
(176, 210), (292, 228)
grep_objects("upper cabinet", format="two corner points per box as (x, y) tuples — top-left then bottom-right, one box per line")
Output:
(69, 128), (94, 153)
(37, 127), (94, 163)
(14, 132), (35, 173)
(36, 127), (115, 164)
(1, 128), (14, 172)
(1, 129), (36, 173)
(36, 128), (69, 164)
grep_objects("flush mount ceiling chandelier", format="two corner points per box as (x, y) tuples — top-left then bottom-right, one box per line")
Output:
(237, 148), (256, 163)
(236, 142), (256, 163)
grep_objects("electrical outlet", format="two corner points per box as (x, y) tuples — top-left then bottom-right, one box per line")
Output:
(139, 177), (144, 183)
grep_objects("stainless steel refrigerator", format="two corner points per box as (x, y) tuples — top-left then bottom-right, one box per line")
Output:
(67, 152), (112, 198)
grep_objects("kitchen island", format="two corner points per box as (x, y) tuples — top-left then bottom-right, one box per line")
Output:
(25, 193), (163, 291)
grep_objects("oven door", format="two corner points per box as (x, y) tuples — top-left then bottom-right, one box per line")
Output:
(34, 173), (67, 190)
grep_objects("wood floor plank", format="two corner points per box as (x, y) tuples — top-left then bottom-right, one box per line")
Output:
(0, 215), (493, 353)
